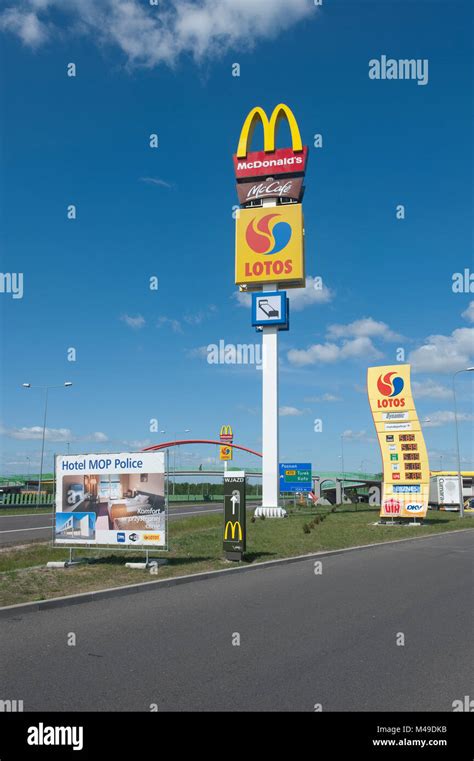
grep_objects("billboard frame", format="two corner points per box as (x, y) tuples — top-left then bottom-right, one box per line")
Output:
(51, 449), (169, 554)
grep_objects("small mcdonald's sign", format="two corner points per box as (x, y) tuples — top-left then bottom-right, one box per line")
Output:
(223, 471), (246, 560)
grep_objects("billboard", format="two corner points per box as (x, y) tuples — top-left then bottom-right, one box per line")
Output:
(279, 463), (312, 493)
(54, 452), (167, 547)
(235, 204), (305, 288)
(367, 365), (430, 519)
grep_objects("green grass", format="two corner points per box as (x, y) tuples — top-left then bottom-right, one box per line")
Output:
(0, 506), (471, 607)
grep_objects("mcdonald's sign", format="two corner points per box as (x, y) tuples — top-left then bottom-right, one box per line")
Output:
(233, 103), (308, 180)
(220, 424), (234, 443)
(223, 472), (246, 559)
(224, 521), (243, 541)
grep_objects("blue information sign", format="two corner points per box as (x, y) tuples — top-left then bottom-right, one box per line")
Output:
(279, 462), (312, 493)
(252, 291), (288, 328)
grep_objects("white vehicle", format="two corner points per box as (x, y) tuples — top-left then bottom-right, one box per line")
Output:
(429, 475), (461, 511)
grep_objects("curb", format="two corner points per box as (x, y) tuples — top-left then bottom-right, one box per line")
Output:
(1, 527), (472, 619)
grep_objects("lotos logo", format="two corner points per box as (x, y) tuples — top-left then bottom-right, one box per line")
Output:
(246, 214), (292, 255)
(377, 372), (404, 397)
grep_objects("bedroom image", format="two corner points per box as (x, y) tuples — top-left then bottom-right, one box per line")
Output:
(61, 472), (165, 532)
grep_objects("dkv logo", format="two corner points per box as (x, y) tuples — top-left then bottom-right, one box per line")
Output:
(377, 372), (405, 408)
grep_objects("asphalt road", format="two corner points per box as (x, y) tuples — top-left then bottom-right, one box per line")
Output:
(1, 530), (473, 711)
(0, 502), (258, 546)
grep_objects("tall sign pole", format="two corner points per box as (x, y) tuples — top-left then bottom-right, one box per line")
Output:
(233, 104), (308, 518)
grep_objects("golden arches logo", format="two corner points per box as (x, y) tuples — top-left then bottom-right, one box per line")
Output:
(220, 424), (233, 438)
(224, 521), (242, 541)
(236, 104), (303, 159)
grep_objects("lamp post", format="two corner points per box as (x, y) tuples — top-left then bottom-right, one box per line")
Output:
(160, 428), (191, 496)
(452, 367), (474, 518)
(340, 433), (346, 504)
(22, 382), (72, 506)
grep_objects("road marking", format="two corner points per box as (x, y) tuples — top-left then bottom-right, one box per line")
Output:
(0, 513), (53, 519)
(0, 526), (51, 534)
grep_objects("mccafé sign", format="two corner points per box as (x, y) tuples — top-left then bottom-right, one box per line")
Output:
(233, 104), (308, 180)
(236, 177), (304, 205)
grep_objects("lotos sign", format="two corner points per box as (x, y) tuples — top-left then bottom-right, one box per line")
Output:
(233, 104), (308, 180)
(367, 364), (430, 520)
(235, 204), (305, 288)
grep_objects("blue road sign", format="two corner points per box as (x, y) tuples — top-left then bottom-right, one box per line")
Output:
(252, 291), (288, 328)
(279, 462), (312, 493)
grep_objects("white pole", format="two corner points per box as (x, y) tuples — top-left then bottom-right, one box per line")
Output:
(253, 197), (286, 519)
(260, 324), (280, 512)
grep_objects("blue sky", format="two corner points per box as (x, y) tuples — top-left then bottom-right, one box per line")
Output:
(0, 0), (473, 477)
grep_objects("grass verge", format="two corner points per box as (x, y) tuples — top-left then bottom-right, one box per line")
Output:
(0, 506), (471, 607)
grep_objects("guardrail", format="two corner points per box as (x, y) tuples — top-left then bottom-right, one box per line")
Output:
(0, 493), (54, 506)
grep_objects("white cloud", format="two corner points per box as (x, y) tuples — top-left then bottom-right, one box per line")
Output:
(288, 336), (382, 366)
(140, 177), (173, 189)
(121, 313), (145, 329)
(90, 431), (108, 442)
(0, 426), (112, 443)
(304, 393), (341, 402)
(326, 317), (401, 342)
(157, 316), (182, 333)
(233, 275), (333, 312)
(187, 345), (208, 359)
(408, 327), (474, 373)
(122, 438), (153, 449)
(462, 301), (474, 323)
(0, 0), (314, 67)
(341, 429), (374, 442)
(412, 380), (452, 400)
(423, 410), (474, 428)
(1, 425), (73, 442)
(279, 406), (303, 416)
(0, 7), (48, 46)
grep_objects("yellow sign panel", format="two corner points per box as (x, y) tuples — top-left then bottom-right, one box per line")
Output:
(367, 364), (430, 519)
(236, 103), (303, 158)
(220, 445), (232, 461)
(235, 204), (305, 288)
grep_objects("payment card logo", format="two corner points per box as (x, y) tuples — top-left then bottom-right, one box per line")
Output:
(377, 371), (405, 397)
(246, 213), (292, 255)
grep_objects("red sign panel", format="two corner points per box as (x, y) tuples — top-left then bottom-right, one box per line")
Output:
(233, 146), (308, 180)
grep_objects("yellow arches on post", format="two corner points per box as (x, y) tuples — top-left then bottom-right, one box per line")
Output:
(236, 103), (303, 158)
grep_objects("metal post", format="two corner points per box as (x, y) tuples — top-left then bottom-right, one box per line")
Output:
(452, 371), (464, 518)
(37, 387), (49, 507)
(341, 434), (345, 505)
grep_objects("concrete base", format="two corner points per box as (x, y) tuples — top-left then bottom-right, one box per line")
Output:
(254, 506), (287, 518)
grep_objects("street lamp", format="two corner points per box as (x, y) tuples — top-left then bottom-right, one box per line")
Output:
(161, 428), (191, 495)
(22, 382), (73, 506)
(452, 367), (474, 518)
(339, 433), (346, 504)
